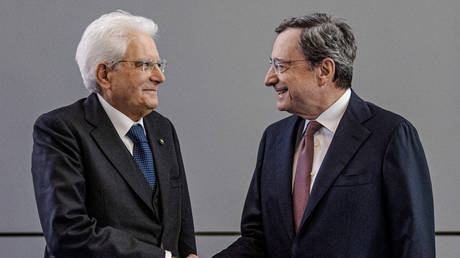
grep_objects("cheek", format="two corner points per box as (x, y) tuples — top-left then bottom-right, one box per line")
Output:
(287, 80), (304, 97)
(125, 79), (147, 96)
(292, 76), (314, 95)
(124, 72), (148, 86)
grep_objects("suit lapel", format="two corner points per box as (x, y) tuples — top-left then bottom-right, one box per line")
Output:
(300, 91), (373, 227)
(143, 114), (172, 229)
(83, 94), (154, 212)
(276, 116), (303, 240)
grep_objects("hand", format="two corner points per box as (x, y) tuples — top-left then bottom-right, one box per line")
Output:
(172, 254), (197, 258)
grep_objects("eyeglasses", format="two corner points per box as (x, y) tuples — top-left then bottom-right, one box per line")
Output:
(269, 57), (308, 75)
(111, 59), (167, 73)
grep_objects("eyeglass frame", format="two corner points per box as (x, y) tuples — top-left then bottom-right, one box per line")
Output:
(109, 59), (167, 73)
(269, 57), (309, 75)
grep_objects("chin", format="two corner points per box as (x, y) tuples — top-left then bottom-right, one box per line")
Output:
(146, 101), (158, 110)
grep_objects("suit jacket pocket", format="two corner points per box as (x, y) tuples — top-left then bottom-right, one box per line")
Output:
(333, 172), (373, 186)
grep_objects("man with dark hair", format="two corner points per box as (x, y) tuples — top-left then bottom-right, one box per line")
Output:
(32, 11), (197, 258)
(215, 13), (435, 257)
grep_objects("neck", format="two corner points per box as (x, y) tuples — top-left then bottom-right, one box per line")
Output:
(298, 87), (347, 120)
(100, 92), (151, 122)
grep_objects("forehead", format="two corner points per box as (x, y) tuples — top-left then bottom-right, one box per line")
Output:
(271, 28), (304, 60)
(123, 31), (159, 60)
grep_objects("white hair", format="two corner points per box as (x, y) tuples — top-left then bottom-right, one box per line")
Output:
(75, 10), (158, 93)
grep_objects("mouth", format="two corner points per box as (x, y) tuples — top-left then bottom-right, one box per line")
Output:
(275, 87), (288, 95)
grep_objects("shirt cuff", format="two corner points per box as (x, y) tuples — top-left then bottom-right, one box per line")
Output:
(165, 250), (172, 258)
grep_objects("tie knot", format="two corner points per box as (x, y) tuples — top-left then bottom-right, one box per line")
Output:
(126, 124), (147, 143)
(305, 121), (322, 137)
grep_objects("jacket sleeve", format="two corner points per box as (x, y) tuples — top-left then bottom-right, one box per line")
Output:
(382, 120), (435, 258)
(31, 114), (166, 257)
(213, 131), (268, 258)
(170, 121), (197, 257)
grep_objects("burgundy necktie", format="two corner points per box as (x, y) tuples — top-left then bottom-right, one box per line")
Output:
(293, 120), (322, 232)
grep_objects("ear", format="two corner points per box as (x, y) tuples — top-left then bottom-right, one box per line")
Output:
(317, 58), (335, 87)
(95, 63), (112, 90)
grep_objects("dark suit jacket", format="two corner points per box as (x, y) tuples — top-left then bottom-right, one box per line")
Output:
(215, 91), (435, 258)
(32, 93), (196, 257)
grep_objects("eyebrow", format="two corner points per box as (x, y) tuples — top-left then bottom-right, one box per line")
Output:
(131, 54), (160, 60)
(271, 57), (290, 63)
(136, 58), (156, 61)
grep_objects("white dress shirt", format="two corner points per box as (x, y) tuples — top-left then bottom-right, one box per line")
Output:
(97, 94), (146, 154)
(97, 94), (172, 258)
(292, 88), (351, 192)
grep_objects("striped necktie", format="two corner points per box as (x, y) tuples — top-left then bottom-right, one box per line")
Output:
(293, 120), (322, 232)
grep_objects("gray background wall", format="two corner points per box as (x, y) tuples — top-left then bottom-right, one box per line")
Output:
(0, 0), (459, 257)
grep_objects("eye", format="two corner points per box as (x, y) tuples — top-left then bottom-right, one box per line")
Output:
(272, 59), (284, 67)
(277, 63), (288, 69)
(144, 61), (155, 69)
(134, 61), (145, 68)
(274, 61), (287, 69)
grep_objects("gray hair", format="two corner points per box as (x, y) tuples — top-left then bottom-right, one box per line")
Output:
(275, 13), (357, 89)
(75, 10), (158, 93)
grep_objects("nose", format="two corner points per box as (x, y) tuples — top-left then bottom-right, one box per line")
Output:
(264, 66), (278, 87)
(150, 67), (165, 84)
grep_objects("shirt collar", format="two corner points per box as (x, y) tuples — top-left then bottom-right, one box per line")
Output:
(97, 94), (145, 138)
(304, 88), (351, 134)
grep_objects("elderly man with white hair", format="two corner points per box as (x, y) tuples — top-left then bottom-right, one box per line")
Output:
(31, 11), (197, 258)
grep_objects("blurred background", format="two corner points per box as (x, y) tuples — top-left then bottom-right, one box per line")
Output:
(0, 0), (459, 257)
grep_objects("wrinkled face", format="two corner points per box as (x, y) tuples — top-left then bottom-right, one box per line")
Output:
(106, 31), (165, 121)
(265, 28), (323, 119)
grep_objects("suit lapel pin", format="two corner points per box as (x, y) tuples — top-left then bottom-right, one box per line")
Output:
(159, 138), (165, 145)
